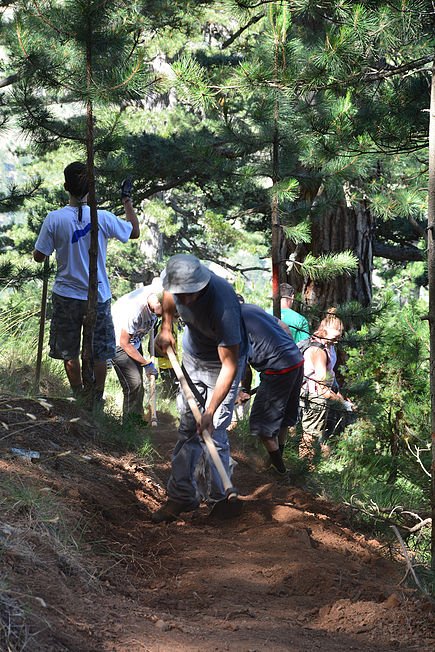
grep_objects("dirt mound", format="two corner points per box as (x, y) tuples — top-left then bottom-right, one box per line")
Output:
(0, 394), (433, 651)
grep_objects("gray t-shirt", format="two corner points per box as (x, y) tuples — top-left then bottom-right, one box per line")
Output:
(242, 303), (303, 372)
(174, 272), (248, 362)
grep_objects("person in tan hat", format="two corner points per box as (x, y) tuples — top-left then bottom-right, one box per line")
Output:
(151, 254), (248, 523)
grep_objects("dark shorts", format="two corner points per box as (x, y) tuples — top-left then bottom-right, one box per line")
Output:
(250, 365), (304, 439)
(49, 292), (115, 361)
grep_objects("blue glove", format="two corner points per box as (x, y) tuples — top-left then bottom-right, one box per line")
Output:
(144, 362), (158, 378)
(121, 177), (133, 200)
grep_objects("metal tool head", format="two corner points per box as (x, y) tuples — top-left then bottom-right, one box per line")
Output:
(208, 494), (243, 520)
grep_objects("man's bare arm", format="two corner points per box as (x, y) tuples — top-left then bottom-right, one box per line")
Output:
(199, 343), (239, 435)
(155, 291), (177, 353)
(310, 348), (343, 401)
(122, 197), (140, 239)
(119, 329), (152, 366)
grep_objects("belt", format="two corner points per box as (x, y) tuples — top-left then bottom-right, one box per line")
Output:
(263, 360), (304, 375)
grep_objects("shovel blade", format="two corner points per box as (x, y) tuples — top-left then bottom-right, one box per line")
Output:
(208, 497), (244, 520)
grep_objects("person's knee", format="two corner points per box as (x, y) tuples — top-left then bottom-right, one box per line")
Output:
(128, 376), (144, 395)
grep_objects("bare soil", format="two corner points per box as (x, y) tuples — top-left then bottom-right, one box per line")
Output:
(0, 394), (434, 651)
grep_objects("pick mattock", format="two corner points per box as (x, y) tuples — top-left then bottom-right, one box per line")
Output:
(166, 346), (243, 519)
(148, 327), (157, 427)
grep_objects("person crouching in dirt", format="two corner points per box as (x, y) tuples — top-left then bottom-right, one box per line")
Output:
(110, 279), (162, 423)
(299, 309), (346, 466)
(151, 254), (248, 523)
(240, 302), (304, 476)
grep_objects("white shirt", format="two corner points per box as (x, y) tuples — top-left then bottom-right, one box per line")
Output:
(34, 205), (132, 302)
(111, 281), (162, 348)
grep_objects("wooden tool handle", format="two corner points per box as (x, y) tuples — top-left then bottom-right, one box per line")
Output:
(167, 346), (236, 496)
(149, 328), (157, 426)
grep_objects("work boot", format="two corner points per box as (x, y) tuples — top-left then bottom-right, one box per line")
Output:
(151, 499), (197, 524)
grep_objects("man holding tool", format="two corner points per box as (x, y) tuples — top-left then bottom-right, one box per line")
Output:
(151, 254), (248, 523)
(33, 163), (139, 401)
(111, 278), (162, 423)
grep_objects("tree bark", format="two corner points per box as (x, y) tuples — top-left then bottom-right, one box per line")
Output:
(81, 16), (98, 407)
(287, 190), (375, 312)
(427, 59), (435, 570)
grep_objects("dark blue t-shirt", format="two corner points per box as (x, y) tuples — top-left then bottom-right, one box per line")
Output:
(175, 272), (248, 362)
(241, 303), (303, 372)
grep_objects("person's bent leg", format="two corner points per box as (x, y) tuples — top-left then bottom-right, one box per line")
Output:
(206, 355), (246, 502)
(166, 353), (206, 506)
(250, 374), (290, 474)
(300, 394), (327, 468)
(279, 365), (304, 457)
(112, 347), (145, 419)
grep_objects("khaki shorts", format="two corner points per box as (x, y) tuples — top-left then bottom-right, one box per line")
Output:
(300, 394), (336, 442)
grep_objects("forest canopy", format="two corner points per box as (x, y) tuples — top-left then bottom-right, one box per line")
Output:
(0, 1), (433, 570)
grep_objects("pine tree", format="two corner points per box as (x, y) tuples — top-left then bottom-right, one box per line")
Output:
(6, 0), (157, 401)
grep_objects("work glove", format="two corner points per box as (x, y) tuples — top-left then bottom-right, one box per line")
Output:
(120, 177), (133, 200)
(144, 361), (158, 378)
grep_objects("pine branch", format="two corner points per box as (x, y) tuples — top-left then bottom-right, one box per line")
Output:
(373, 241), (425, 262)
(293, 251), (358, 281)
(221, 13), (264, 49)
(282, 220), (311, 244)
(0, 177), (42, 212)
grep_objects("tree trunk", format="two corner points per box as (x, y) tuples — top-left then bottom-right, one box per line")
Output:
(270, 7), (286, 320)
(81, 19), (98, 407)
(427, 59), (435, 571)
(287, 190), (375, 313)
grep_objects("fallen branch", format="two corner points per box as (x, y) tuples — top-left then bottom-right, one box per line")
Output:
(390, 525), (433, 600)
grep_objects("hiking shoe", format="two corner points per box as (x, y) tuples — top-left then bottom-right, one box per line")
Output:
(151, 499), (197, 524)
(267, 465), (292, 483)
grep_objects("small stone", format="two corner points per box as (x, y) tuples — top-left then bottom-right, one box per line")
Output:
(155, 619), (171, 632)
(384, 593), (402, 609)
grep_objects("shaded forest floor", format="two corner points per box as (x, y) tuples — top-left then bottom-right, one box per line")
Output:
(0, 394), (434, 651)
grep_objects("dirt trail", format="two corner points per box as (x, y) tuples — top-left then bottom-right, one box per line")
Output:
(0, 395), (434, 651)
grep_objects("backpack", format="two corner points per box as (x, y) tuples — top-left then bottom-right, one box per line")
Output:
(297, 337), (328, 357)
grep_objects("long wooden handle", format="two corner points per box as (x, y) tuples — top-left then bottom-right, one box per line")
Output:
(166, 346), (235, 496)
(149, 328), (157, 426)
(35, 257), (50, 393)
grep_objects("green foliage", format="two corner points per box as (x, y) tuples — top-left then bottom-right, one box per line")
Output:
(283, 220), (311, 245)
(296, 251), (358, 280)
(321, 299), (431, 514)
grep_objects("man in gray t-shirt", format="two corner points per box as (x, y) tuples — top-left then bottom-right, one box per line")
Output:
(151, 254), (248, 523)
